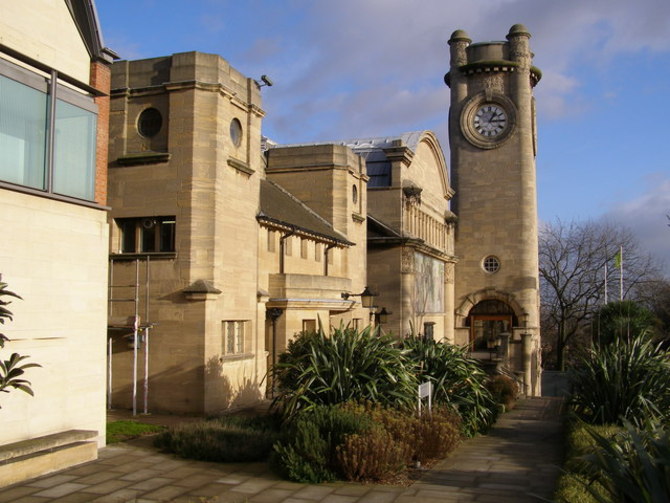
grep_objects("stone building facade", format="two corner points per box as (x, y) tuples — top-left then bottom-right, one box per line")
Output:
(105, 24), (543, 414)
(106, 55), (370, 414)
(0, 0), (114, 484)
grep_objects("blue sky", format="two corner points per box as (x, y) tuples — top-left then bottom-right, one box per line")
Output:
(95, 0), (670, 274)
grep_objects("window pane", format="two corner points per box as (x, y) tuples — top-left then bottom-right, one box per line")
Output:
(53, 99), (96, 200)
(226, 322), (235, 354)
(141, 223), (157, 252)
(236, 322), (244, 353)
(160, 219), (176, 252)
(0, 75), (47, 189)
(120, 220), (137, 253)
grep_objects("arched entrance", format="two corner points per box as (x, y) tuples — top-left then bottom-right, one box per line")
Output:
(466, 300), (517, 351)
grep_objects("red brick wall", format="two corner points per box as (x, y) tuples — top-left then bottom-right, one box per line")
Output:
(90, 61), (111, 206)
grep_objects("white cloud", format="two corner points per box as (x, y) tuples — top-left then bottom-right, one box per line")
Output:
(603, 176), (670, 276)
(249, 0), (670, 145)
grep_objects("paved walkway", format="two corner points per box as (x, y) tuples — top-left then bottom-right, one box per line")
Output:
(2, 397), (564, 503)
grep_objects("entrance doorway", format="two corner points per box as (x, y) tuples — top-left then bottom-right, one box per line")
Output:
(466, 299), (516, 351)
(470, 315), (512, 351)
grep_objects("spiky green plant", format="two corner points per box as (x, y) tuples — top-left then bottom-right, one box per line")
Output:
(272, 325), (418, 418)
(569, 335), (670, 426)
(581, 421), (670, 503)
(0, 281), (40, 403)
(402, 336), (497, 436)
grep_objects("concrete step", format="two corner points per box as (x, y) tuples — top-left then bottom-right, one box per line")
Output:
(0, 430), (98, 487)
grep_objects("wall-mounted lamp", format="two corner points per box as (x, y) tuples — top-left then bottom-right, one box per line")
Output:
(375, 307), (391, 325)
(341, 286), (377, 308)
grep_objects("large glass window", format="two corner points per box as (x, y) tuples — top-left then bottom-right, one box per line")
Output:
(53, 99), (97, 200)
(0, 75), (47, 189)
(0, 57), (98, 202)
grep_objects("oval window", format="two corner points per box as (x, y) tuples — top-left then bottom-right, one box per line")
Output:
(230, 118), (243, 147)
(137, 108), (162, 138)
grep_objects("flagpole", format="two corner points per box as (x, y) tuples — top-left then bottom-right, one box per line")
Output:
(619, 245), (623, 301)
(605, 261), (607, 304)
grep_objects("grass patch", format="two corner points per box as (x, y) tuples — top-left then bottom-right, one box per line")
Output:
(553, 420), (622, 503)
(106, 420), (164, 444)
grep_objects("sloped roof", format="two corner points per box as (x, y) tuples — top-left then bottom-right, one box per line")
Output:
(65, 0), (117, 62)
(258, 179), (353, 246)
(367, 214), (401, 239)
(339, 131), (424, 154)
(264, 131), (425, 154)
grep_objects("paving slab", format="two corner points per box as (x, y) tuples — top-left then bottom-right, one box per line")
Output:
(3, 397), (563, 502)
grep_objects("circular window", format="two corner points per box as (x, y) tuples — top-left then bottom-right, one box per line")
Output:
(352, 184), (358, 204)
(482, 256), (500, 274)
(230, 118), (243, 147)
(137, 108), (162, 138)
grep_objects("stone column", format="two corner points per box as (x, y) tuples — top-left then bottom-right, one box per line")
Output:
(521, 332), (533, 396)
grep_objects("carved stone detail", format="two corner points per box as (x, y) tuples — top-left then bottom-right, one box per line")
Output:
(401, 247), (414, 274)
(483, 75), (505, 99)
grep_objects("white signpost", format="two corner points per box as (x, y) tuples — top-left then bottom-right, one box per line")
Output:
(418, 381), (432, 416)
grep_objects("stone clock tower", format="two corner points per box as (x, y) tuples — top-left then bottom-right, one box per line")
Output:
(446, 24), (542, 395)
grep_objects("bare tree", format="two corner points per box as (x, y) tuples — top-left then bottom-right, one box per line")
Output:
(539, 220), (660, 370)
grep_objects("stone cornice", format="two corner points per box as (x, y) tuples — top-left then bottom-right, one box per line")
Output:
(110, 80), (266, 117)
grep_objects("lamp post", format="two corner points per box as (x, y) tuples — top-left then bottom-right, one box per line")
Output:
(266, 307), (283, 397)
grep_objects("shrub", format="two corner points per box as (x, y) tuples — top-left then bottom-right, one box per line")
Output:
(271, 404), (372, 483)
(486, 375), (519, 410)
(155, 414), (279, 462)
(411, 408), (462, 462)
(402, 336), (497, 436)
(341, 402), (461, 466)
(569, 335), (670, 426)
(272, 325), (418, 418)
(336, 428), (409, 481)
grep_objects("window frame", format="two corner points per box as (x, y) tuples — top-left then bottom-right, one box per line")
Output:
(0, 53), (100, 206)
(115, 216), (176, 255)
(222, 320), (249, 356)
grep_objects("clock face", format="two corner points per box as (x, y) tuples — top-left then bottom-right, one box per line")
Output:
(473, 104), (508, 138)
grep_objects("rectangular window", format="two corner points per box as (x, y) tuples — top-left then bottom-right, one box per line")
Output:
(424, 322), (435, 341)
(300, 238), (308, 259)
(0, 57), (98, 201)
(315, 243), (322, 262)
(117, 216), (176, 254)
(223, 320), (247, 355)
(302, 319), (316, 333)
